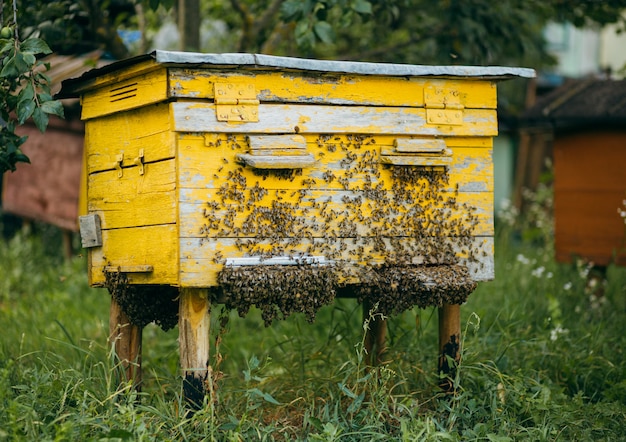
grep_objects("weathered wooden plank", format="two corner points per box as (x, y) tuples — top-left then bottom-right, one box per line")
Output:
(90, 224), (178, 286)
(179, 288), (211, 408)
(247, 134), (307, 150)
(235, 153), (316, 169)
(394, 138), (448, 153)
(172, 103), (498, 136)
(379, 153), (452, 167)
(84, 102), (174, 174)
(178, 236), (494, 287)
(177, 134), (493, 192)
(168, 69), (498, 109)
(88, 159), (177, 229)
(109, 297), (143, 391)
(81, 68), (169, 120)
(178, 189), (494, 237)
(438, 303), (460, 392)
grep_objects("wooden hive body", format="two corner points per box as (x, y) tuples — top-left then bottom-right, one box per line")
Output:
(61, 51), (534, 290)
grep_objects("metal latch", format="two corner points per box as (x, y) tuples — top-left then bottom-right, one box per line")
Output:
(424, 85), (464, 125)
(79, 214), (102, 248)
(214, 83), (259, 122)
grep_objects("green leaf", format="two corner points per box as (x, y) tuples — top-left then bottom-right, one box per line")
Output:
(32, 107), (49, 133)
(18, 83), (35, 103)
(17, 100), (35, 124)
(0, 56), (18, 78)
(295, 21), (315, 48)
(19, 38), (52, 55)
(351, 0), (372, 14)
(13, 52), (29, 74)
(21, 52), (37, 69)
(14, 151), (30, 164)
(281, 0), (304, 20)
(313, 21), (335, 44)
(41, 100), (65, 118)
(0, 40), (13, 55)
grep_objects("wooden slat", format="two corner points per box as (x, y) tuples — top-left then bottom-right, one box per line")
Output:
(88, 159), (177, 229)
(247, 134), (307, 150)
(90, 224), (178, 286)
(177, 134), (493, 192)
(172, 103), (498, 136)
(178, 190), (494, 237)
(178, 236), (494, 287)
(168, 69), (498, 109)
(85, 102), (175, 174)
(235, 153), (315, 169)
(81, 68), (169, 120)
(394, 138), (447, 153)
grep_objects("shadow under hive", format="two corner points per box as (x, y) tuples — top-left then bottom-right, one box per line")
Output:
(59, 51), (533, 399)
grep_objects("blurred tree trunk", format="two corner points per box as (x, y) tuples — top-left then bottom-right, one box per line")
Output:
(178, 0), (201, 51)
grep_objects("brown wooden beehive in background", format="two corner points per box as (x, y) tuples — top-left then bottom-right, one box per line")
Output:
(59, 51), (533, 404)
(523, 78), (626, 267)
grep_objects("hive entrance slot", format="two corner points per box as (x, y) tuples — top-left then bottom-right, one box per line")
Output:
(109, 83), (138, 103)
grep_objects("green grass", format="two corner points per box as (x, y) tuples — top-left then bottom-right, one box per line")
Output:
(1, 216), (625, 441)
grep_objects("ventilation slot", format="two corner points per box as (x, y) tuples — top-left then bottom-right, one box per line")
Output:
(109, 83), (138, 103)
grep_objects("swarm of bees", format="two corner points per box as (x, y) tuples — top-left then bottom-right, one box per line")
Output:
(356, 264), (477, 316)
(201, 133), (484, 324)
(104, 132), (486, 329)
(104, 269), (179, 331)
(218, 264), (337, 326)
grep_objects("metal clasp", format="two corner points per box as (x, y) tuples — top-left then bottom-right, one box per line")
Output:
(134, 149), (145, 175)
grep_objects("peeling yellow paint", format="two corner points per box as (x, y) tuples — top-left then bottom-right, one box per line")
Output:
(78, 60), (500, 288)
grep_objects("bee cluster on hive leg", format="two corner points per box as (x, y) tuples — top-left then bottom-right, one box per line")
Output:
(104, 269), (179, 331)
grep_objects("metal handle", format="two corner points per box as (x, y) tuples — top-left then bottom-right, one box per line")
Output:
(380, 138), (452, 166)
(237, 134), (315, 169)
(104, 265), (154, 273)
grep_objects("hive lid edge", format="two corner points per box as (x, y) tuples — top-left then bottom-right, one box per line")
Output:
(57, 50), (535, 98)
(153, 50), (536, 79)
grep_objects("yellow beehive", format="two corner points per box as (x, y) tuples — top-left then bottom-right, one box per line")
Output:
(60, 51), (534, 401)
(60, 51), (533, 295)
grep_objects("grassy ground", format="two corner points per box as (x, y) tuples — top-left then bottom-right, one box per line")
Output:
(0, 209), (625, 441)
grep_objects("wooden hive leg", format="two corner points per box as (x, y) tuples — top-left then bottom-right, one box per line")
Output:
(109, 297), (143, 391)
(438, 303), (461, 392)
(179, 288), (211, 409)
(363, 299), (388, 366)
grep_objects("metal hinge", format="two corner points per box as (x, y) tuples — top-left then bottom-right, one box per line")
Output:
(424, 85), (464, 125)
(214, 83), (259, 122)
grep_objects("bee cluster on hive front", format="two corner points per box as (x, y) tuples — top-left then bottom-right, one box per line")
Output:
(200, 133), (485, 323)
(218, 264), (337, 326)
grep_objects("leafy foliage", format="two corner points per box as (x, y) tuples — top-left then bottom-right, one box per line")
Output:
(0, 16), (63, 173)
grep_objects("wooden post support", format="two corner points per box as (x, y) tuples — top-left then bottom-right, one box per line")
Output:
(363, 299), (387, 366)
(438, 303), (461, 392)
(179, 288), (211, 409)
(109, 297), (143, 391)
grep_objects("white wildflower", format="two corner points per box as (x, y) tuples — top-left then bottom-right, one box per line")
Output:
(563, 282), (572, 291)
(516, 254), (530, 265)
(531, 266), (545, 278)
(550, 326), (568, 341)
